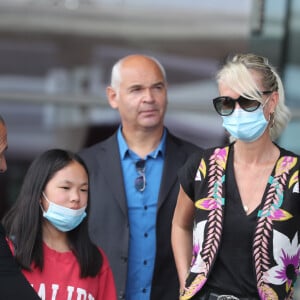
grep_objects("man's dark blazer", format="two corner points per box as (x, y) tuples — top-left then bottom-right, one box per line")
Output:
(79, 129), (201, 300)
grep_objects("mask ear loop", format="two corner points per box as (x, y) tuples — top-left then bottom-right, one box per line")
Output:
(42, 192), (49, 203)
(40, 192), (49, 213)
(262, 95), (271, 109)
(262, 95), (273, 127)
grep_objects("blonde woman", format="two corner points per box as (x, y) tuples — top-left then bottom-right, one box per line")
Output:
(172, 53), (299, 300)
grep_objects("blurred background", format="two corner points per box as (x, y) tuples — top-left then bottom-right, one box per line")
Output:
(0, 0), (299, 214)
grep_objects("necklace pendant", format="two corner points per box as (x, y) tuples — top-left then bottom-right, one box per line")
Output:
(243, 205), (249, 213)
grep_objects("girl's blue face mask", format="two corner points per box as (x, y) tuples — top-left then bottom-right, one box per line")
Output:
(222, 104), (269, 143)
(41, 192), (86, 232)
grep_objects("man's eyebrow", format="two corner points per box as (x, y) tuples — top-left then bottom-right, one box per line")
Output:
(129, 84), (142, 89)
(127, 81), (165, 90)
(152, 81), (165, 86)
(153, 81), (166, 85)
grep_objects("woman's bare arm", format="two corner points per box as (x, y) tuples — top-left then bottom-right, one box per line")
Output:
(171, 185), (195, 291)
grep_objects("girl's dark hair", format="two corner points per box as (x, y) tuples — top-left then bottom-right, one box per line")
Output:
(2, 148), (102, 278)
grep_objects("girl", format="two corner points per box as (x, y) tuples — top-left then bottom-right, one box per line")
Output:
(3, 149), (117, 300)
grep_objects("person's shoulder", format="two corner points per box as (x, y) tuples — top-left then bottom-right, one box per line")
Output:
(79, 141), (102, 156)
(187, 143), (231, 162)
(277, 144), (300, 158)
(79, 133), (117, 158)
(166, 130), (201, 152)
(205, 143), (231, 154)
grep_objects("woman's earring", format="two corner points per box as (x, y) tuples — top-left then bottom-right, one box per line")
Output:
(270, 112), (275, 128)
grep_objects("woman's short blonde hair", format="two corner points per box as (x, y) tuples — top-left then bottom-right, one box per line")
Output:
(216, 53), (291, 141)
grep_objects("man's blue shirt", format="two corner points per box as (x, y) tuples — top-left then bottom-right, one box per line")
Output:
(117, 127), (166, 300)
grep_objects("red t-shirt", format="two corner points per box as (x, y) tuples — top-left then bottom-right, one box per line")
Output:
(9, 241), (117, 300)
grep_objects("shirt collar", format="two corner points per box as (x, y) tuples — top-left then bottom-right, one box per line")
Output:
(117, 126), (166, 160)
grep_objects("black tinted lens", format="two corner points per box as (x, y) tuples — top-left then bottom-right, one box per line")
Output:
(213, 96), (262, 116)
(238, 96), (261, 112)
(213, 97), (235, 116)
(135, 175), (145, 192)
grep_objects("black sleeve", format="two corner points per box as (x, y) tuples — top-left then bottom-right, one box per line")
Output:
(0, 224), (40, 300)
(178, 151), (202, 201)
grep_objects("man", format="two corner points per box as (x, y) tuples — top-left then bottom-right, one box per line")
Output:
(79, 55), (201, 300)
(0, 115), (40, 299)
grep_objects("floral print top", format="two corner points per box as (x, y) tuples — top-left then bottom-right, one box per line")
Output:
(178, 144), (300, 300)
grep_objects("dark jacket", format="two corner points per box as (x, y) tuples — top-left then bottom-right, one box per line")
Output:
(0, 224), (40, 299)
(79, 129), (201, 300)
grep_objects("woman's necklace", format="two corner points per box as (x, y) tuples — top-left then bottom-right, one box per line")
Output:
(243, 205), (249, 213)
(235, 162), (276, 215)
(233, 143), (280, 215)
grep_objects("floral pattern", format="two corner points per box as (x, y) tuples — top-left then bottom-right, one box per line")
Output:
(190, 221), (207, 273)
(180, 145), (300, 300)
(180, 147), (229, 299)
(264, 231), (300, 292)
(255, 156), (299, 300)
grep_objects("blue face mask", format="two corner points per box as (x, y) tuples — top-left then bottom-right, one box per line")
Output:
(222, 106), (269, 142)
(41, 193), (87, 232)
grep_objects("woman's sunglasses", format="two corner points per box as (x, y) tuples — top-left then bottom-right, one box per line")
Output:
(213, 91), (273, 116)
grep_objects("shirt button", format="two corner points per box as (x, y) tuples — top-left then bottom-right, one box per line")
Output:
(144, 232), (148, 237)
(121, 256), (127, 263)
(143, 260), (147, 265)
(142, 288), (146, 293)
(144, 205), (148, 210)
